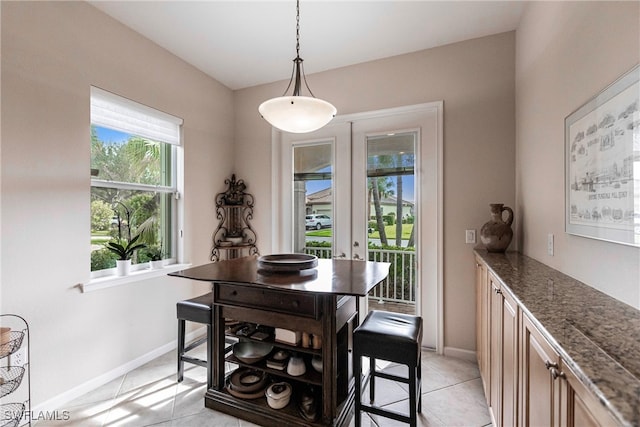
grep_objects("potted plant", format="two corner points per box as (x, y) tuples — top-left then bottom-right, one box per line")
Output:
(145, 244), (165, 270)
(105, 234), (147, 276)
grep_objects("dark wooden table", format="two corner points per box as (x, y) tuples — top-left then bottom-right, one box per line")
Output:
(170, 257), (390, 426)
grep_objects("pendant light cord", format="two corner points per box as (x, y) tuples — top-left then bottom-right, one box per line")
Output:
(296, 0), (300, 59)
(281, 0), (316, 98)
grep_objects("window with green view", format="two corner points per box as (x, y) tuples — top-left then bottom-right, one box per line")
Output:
(90, 87), (183, 276)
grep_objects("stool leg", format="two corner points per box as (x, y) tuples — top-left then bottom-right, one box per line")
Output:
(354, 353), (362, 427)
(369, 356), (376, 403)
(177, 319), (185, 382)
(417, 356), (422, 413)
(206, 324), (212, 389)
(409, 365), (417, 427)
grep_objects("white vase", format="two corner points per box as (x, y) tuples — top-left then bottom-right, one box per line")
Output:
(150, 260), (164, 270)
(116, 259), (131, 276)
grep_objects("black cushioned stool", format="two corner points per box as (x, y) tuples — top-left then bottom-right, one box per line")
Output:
(353, 310), (423, 427)
(177, 292), (227, 389)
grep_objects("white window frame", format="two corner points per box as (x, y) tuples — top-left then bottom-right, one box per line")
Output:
(84, 87), (188, 292)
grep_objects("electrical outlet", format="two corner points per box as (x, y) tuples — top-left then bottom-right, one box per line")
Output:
(547, 233), (554, 256)
(465, 229), (476, 244)
(10, 347), (27, 366)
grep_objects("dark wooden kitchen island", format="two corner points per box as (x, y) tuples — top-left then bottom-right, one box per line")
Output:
(169, 256), (390, 427)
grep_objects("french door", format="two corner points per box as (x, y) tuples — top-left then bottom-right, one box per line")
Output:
(273, 103), (442, 350)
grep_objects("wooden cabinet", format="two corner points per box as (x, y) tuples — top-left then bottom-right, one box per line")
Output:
(209, 285), (358, 426)
(560, 360), (619, 427)
(500, 282), (519, 427)
(475, 256), (490, 397)
(475, 256), (620, 427)
(487, 271), (518, 427)
(520, 313), (560, 427)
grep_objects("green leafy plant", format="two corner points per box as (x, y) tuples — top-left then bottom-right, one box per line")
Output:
(143, 244), (164, 262)
(105, 234), (147, 261)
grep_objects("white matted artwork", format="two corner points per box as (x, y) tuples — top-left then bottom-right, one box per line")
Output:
(565, 65), (640, 247)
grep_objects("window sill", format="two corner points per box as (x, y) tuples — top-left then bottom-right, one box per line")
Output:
(82, 263), (192, 293)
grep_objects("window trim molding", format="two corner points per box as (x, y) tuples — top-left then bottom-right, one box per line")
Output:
(82, 263), (192, 293)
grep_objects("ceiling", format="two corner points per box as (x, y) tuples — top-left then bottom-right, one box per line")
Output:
(90, 1), (527, 91)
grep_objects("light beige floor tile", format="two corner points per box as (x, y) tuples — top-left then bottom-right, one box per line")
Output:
(172, 380), (209, 419)
(34, 398), (114, 427)
(423, 356), (480, 383)
(63, 375), (125, 408)
(421, 378), (491, 426)
(118, 364), (177, 396)
(360, 376), (412, 407)
(43, 349), (489, 427)
(104, 378), (177, 427)
(170, 410), (240, 426)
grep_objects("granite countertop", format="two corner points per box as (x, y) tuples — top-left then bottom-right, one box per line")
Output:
(475, 250), (640, 427)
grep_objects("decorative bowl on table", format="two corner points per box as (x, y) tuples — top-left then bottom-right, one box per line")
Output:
(232, 341), (273, 364)
(257, 254), (318, 273)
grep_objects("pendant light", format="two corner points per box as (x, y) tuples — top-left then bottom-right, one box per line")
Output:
(258, 0), (336, 134)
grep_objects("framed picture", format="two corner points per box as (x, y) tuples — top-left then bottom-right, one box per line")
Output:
(565, 65), (640, 246)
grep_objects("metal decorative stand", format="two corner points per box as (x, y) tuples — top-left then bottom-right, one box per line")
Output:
(0, 314), (31, 427)
(210, 175), (259, 261)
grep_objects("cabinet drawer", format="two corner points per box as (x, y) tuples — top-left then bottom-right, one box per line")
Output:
(215, 283), (320, 319)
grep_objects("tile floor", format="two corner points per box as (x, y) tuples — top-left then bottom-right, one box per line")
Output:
(35, 344), (491, 427)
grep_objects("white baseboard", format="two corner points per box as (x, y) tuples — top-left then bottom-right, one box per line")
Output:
(33, 326), (206, 413)
(443, 346), (477, 362)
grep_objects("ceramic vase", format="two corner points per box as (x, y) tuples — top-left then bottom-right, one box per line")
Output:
(480, 203), (514, 253)
(116, 259), (131, 276)
(150, 260), (164, 270)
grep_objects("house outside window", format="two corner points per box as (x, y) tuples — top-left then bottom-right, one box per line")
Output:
(90, 87), (183, 277)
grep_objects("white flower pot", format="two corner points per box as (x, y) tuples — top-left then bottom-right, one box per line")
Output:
(150, 260), (164, 270)
(116, 259), (131, 276)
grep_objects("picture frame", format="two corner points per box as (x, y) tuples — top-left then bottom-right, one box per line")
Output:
(565, 65), (639, 247)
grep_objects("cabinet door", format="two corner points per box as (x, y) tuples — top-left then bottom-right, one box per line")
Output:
(487, 272), (519, 427)
(502, 288), (519, 427)
(489, 274), (503, 425)
(521, 314), (560, 427)
(560, 361), (619, 427)
(475, 257), (490, 397)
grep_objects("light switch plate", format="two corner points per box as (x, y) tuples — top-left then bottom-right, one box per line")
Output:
(547, 233), (554, 256)
(465, 229), (476, 244)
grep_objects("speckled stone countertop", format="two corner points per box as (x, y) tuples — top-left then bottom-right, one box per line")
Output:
(474, 250), (640, 427)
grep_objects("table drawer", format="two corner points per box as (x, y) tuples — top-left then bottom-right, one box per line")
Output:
(215, 283), (320, 319)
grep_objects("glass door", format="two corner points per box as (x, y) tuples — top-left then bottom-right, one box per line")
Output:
(292, 142), (333, 258)
(277, 122), (351, 258)
(364, 132), (417, 315)
(275, 103), (442, 350)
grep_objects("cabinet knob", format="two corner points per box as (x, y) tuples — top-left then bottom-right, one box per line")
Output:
(550, 367), (566, 380)
(544, 360), (558, 370)
(231, 290), (237, 297)
(292, 300), (299, 308)
(494, 288), (502, 295)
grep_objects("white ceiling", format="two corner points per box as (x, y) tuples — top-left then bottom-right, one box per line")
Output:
(90, 1), (527, 90)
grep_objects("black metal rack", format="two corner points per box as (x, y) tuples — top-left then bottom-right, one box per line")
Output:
(0, 314), (31, 427)
(210, 175), (259, 261)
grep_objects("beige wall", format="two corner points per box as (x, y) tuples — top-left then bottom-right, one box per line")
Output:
(516, 2), (640, 308)
(1, 2), (233, 405)
(234, 32), (516, 354)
